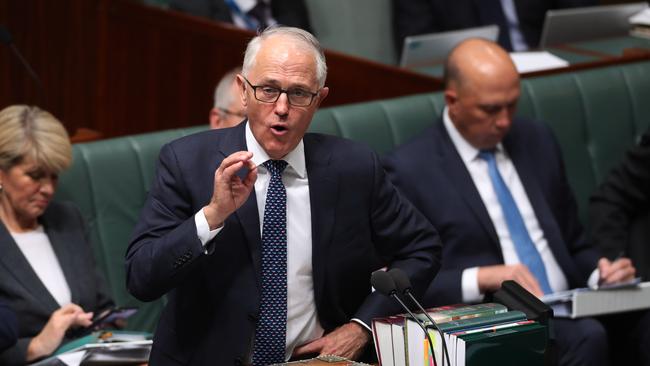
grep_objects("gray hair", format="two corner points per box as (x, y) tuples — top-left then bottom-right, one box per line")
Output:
(214, 67), (241, 109)
(242, 26), (327, 88)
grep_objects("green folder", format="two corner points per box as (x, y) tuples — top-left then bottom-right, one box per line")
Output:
(456, 323), (547, 366)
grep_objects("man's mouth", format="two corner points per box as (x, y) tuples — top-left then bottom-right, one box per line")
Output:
(271, 125), (288, 133)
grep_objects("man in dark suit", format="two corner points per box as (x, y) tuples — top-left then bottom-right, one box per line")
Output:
(169, 0), (311, 32)
(126, 26), (441, 365)
(589, 128), (650, 281)
(384, 38), (650, 365)
(393, 0), (595, 51)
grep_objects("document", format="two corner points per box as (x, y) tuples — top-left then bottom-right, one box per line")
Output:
(509, 51), (569, 73)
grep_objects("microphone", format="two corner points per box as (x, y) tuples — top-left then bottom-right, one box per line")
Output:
(389, 268), (450, 366)
(0, 24), (48, 107)
(371, 270), (438, 365)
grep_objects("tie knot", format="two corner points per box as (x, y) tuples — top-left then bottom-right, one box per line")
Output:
(478, 149), (496, 162)
(263, 160), (287, 176)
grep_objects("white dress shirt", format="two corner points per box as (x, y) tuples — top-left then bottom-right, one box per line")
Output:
(442, 108), (570, 302)
(12, 225), (72, 306)
(195, 122), (323, 360)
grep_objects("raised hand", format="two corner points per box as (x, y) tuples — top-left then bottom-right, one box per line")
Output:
(203, 151), (258, 229)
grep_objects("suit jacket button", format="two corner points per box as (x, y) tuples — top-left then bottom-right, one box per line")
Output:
(234, 357), (243, 365)
(248, 312), (258, 322)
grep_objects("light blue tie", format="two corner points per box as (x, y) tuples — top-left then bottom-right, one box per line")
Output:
(252, 160), (288, 366)
(478, 150), (553, 294)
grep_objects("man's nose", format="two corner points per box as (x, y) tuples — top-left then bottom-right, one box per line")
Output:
(274, 92), (290, 116)
(495, 108), (512, 129)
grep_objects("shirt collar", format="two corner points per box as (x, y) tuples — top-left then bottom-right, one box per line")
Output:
(443, 106), (504, 163)
(245, 121), (307, 178)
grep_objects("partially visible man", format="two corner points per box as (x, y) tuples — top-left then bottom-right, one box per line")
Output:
(126, 26), (441, 365)
(589, 128), (650, 281)
(384, 38), (650, 365)
(209, 67), (246, 129)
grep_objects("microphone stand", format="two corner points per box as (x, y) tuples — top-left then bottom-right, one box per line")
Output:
(389, 292), (439, 366)
(403, 290), (451, 366)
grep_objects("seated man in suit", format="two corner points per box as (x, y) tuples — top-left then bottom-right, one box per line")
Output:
(589, 128), (650, 281)
(126, 25), (441, 365)
(209, 67), (246, 129)
(384, 38), (650, 365)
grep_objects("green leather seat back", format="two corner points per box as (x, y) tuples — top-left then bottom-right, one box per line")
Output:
(310, 93), (445, 154)
(519, 62), (650, 222)
(55, 126), (205, 332)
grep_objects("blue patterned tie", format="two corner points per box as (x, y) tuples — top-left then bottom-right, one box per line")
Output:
(478, 150), (553, 294)
(252, 160), (288, 366)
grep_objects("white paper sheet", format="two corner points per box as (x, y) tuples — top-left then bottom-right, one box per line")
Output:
(509, 51), (569, 73)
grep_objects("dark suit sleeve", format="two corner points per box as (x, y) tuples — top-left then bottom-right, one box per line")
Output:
(382, 149), (466, 306)
(589, 131), (650, 259)
(126, 143), (209, 302)
(353, 152), (442, 325)
(0, 302), (17, 352)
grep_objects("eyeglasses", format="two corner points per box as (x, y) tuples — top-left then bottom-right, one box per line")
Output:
(242, 76), (319, 107)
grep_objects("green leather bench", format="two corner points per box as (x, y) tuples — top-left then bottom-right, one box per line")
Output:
(54, 60), (650, 332)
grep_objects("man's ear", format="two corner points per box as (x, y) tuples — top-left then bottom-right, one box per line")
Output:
(444, 89), (457, 108)
(236, 74), (248, 107)
(314, 87), (329, 108)
(209, 108), (220, 129)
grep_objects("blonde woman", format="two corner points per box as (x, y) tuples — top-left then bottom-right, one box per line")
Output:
(0, 105), (113, 365)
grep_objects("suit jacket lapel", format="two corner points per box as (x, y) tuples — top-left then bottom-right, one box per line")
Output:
(0, 221), (60, 313)
(224, 122), (263, 287)
(434, 121), (501, 251)
(303, 134), (337, 306)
